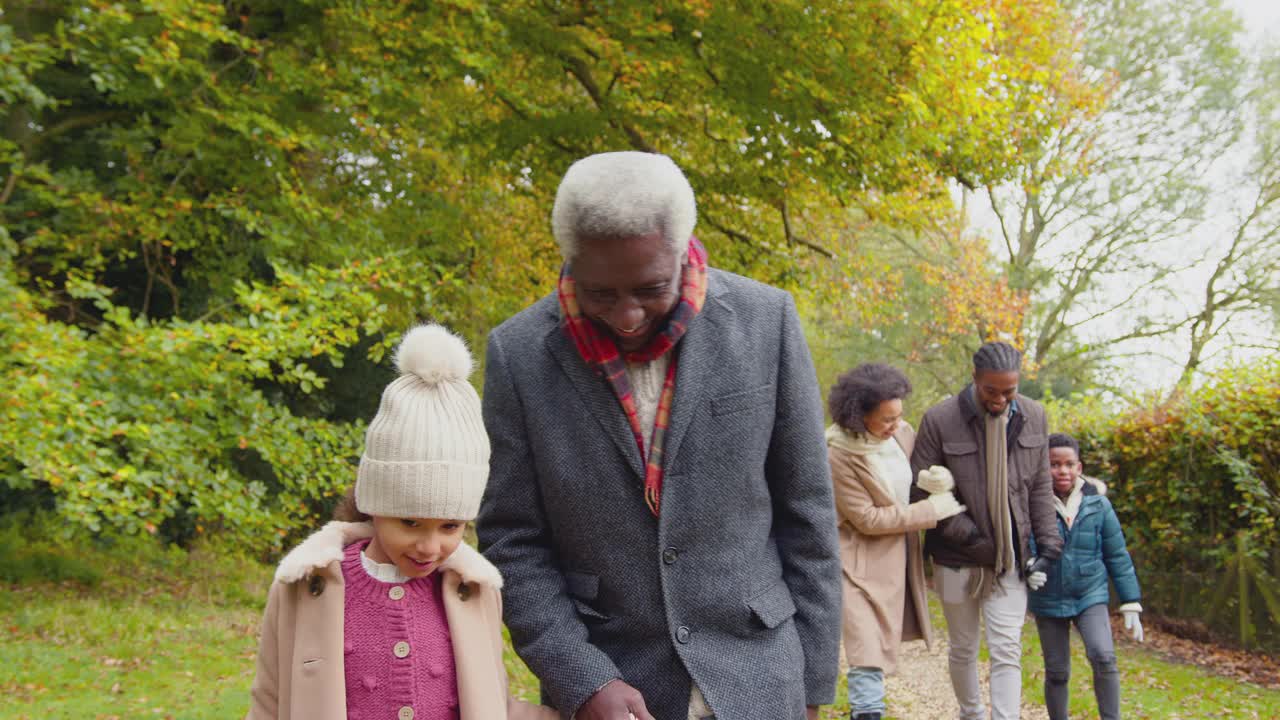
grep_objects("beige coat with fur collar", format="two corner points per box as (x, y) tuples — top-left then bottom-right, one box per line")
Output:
(828, 424), (937, 673)
(246, 521), (556, 720)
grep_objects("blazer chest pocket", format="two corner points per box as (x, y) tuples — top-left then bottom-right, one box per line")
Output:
(711, 384), (775, 416)
(746, 580), (797, 629)
(566, 571), (610, 621)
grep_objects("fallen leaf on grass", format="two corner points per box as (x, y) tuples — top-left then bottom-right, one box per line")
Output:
(1117, 614), (1280, 688)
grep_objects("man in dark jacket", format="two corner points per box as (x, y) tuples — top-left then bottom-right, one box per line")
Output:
(909, 342), (1063, 720)
(477, 152), (841, 720)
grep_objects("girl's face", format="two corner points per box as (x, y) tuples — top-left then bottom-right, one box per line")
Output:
(862, 397), (904, 441)
(1049, 446), (1082, 497)
(366, 516), (467, 579)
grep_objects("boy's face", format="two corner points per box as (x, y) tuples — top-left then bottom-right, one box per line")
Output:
(367, 516), (467, 579)
(1049, 446), (1082, 495)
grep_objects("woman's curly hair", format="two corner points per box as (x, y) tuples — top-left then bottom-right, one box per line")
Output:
(827, 363), (912, 433)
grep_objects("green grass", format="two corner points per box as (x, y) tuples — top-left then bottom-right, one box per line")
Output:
(3, 535), (1278, 719)
(1018, 610), (1280, 719)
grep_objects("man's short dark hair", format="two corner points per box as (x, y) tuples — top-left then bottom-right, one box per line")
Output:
(973, 341), (1022, 373)
(827, 363), (912, 433)
(1049, 432), (1080, 458)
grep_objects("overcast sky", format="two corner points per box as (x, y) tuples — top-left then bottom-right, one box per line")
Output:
(959, 0), (1278, 393)
(1230, 0), (1280, 40)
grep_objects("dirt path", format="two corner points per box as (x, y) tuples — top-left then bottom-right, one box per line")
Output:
(877, 624), (1051, 719)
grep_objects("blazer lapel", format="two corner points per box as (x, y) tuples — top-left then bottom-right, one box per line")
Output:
(661, 288), (726, 477)
(544, 326), (645, 480)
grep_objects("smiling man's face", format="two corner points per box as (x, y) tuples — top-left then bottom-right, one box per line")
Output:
(571, 232), (682, 353)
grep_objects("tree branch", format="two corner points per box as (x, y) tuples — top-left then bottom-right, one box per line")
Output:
(0, 169), (17, 206)
(778, 194), (834, 258)
(564, 56), (657, 153)
(493, 91), (582, 155)
(985, 185), (1016, 262)
(30, 111), (130, 151)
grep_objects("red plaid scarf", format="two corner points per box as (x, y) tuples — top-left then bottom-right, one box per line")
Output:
(557, 237), (708, 516)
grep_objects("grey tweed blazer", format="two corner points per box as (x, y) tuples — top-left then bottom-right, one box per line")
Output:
(477, 268), (841, 720)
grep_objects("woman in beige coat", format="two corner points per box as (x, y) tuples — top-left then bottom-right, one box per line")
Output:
(826, 363), (965, 720)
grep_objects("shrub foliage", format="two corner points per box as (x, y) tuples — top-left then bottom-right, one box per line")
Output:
(1050, 360), (1280, 649)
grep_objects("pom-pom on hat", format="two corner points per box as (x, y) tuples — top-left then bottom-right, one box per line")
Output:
(355, 324), (489, 521)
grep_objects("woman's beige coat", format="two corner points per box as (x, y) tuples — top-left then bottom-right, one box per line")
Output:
(828, 424), (938, 673)
(246, 521), (556, 720)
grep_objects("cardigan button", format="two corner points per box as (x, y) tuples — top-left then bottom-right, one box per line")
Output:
(393, 641), (411, 658)
(398, 707), (414, 720)
(388, 585), (405, 600)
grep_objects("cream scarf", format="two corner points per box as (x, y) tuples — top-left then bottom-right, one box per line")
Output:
(825, 424), (911, 505)
(970, 389), (1016, 600)
(1054, 477), (1086, 528)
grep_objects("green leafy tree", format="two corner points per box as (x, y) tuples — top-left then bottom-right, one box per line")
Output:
(0, 0), (1083, 550)
(979, 0), (1249, 387)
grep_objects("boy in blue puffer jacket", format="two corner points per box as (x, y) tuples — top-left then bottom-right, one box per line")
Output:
(1028, 433), (1142, 720)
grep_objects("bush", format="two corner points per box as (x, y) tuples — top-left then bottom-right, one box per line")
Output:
(0, 257), (424, 556)
(1049, 360), (1280, 650)
(0, 510), (272, 610)
(0, 514), (105, 585)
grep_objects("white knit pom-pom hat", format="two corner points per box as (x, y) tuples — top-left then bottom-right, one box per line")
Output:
(355, 324), (489, 520)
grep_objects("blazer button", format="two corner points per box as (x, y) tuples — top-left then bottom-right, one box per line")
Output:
(662, 547), (679, 565)
(676, 625), (691, 644)
(308, 575), (325, 597)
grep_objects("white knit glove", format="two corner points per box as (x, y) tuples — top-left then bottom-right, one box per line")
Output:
(1120, 602), (1144, 642)
(917, 465), (955, 495)
(925, 492), (966, 520)
(1025, 557), (1050, 591)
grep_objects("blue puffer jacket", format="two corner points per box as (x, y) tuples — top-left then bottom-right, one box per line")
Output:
(1029, 480), (1141, 618)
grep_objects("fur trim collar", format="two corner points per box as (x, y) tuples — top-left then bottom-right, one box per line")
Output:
(441, 542), (504, 589)
(274, 520), (503, 589)
(275, 521), (372, 583)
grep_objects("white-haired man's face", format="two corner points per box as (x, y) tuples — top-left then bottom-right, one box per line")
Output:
(571, 232), (682, 353)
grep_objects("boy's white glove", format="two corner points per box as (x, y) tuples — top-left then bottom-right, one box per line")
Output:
(1025, 556), (1051, 591)
(917, 465), (955, 495)
(925, 492), (966, 520)
(1119, 602), (1144, 642)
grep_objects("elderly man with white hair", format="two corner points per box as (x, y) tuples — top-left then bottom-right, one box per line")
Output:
(477, 152), (842, 720)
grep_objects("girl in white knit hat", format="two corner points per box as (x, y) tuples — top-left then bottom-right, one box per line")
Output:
(246, 324), (556, 720)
